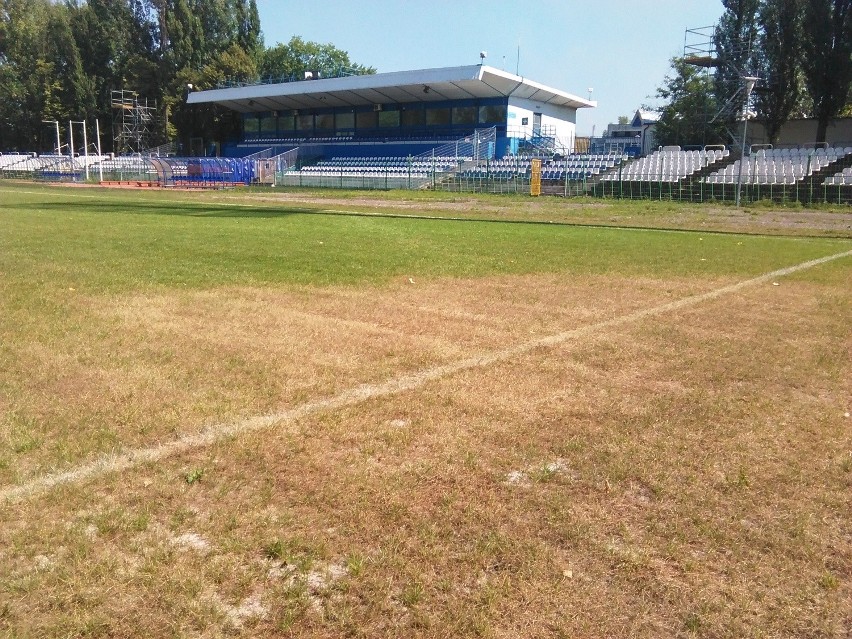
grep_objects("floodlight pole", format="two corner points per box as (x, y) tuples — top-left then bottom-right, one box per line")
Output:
(735, 76), (759, 207)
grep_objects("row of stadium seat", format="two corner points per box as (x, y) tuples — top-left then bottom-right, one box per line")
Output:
(601, 148), (730, 182)
(703, 146), (852, 185)
(824, 167), (852, 185)
(294, 155), (470, 175)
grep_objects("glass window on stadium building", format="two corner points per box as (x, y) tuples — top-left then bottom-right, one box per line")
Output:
(336, 111), (355, 134)
(426, 107), (451, 127)
(452, 106), (477, 126)
(479, 104), (507, 125)
(279, 113), (295, 132)
(356, 110), (378, 130)
(243, 116), (259, 138)
(315, 112), (334, 132)
(260, 114), (277, 134)
(400, 106), (425, 128)
(244, 98), (507, 140)
(378, 108), (400, 128)
(296, 114), (314, 133)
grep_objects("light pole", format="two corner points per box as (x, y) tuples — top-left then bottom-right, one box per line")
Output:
(735, 76), (759, 207)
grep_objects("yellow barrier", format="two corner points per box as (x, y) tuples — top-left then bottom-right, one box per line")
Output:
(530, 158), (542, 196)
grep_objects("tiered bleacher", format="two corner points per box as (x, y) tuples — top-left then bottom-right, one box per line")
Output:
(824, 167), (852, 186)
(704, 147), (852, 184)
(0, 153), (57, 176)
(462, 154), (628, 180)
(293, 155), (468, 178)
(600, 147), (730, 182)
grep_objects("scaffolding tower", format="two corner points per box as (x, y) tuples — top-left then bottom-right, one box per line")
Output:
(111, 90), (157, 154)
(684, 25), (756, 153)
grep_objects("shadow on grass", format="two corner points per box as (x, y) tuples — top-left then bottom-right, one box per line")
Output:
(28, 199), (319, 219)
(20, 195), (852, 240)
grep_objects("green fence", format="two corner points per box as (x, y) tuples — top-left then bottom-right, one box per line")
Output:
(594, 178), (852, 205)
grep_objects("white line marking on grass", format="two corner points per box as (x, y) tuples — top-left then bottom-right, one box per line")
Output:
(1, 249), (850, 504)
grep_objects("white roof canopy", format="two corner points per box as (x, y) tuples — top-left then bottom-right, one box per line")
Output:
(187, 65), (596, 113)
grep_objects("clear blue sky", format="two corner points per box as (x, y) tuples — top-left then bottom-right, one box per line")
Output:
(256, 0), (724, 136)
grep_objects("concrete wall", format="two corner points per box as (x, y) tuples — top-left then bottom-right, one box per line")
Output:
(745, 117), (852, 148)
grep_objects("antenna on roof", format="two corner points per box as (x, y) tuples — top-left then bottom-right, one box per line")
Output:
(516, 40), (521, 76)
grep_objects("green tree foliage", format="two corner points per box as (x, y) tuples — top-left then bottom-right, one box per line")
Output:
(0, 0), (61, 150)
(170, 43), (257, 147)
(46, 8), (95, 122)
(652, 58), (727, 148)
(801, 0), (852, 143)
(657, 0), (851, 147)
(0, 0), (368, 151)
(753, 0), (804, 143)
(259, 36), (375, 82)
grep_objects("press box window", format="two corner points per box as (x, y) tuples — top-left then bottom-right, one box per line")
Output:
(452, 106), (476, 125)
(378, 110), (400, 128)
(479, 105), (507, 124)
(426, 107), (451, 126)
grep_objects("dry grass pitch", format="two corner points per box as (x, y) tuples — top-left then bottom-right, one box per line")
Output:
(1, 183), (850, 637)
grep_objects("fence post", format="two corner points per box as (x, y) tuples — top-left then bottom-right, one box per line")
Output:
(806, 154), (812, 204)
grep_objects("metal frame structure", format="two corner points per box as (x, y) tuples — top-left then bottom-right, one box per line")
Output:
(111, 90), (157, 154)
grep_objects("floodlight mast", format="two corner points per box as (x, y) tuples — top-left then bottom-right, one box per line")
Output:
(684, 23), (756, 153)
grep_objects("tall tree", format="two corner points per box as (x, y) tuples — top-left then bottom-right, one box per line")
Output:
(235, 0), (261, 57)
(753, 0), (804, 143)
(0, 0), (374, 150)
(801, 0), (852, 143)
(45, 6), (95, 123)
(0, 0), (62, 150)
(713, 0), (760, 120)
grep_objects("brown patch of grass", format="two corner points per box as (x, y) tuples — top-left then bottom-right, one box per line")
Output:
(0, 274), (711, 481)
(1, 267), (849, 637)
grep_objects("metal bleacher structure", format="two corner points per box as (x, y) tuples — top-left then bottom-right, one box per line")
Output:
(595, 144), (852, 203)
(4, 140), (851, 203)
(0, 146), (266, 188)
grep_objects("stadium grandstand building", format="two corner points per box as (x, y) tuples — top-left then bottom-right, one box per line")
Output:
(186, 64), (596, 159)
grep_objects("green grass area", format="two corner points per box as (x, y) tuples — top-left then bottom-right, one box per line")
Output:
(1, 183), (849, 297)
